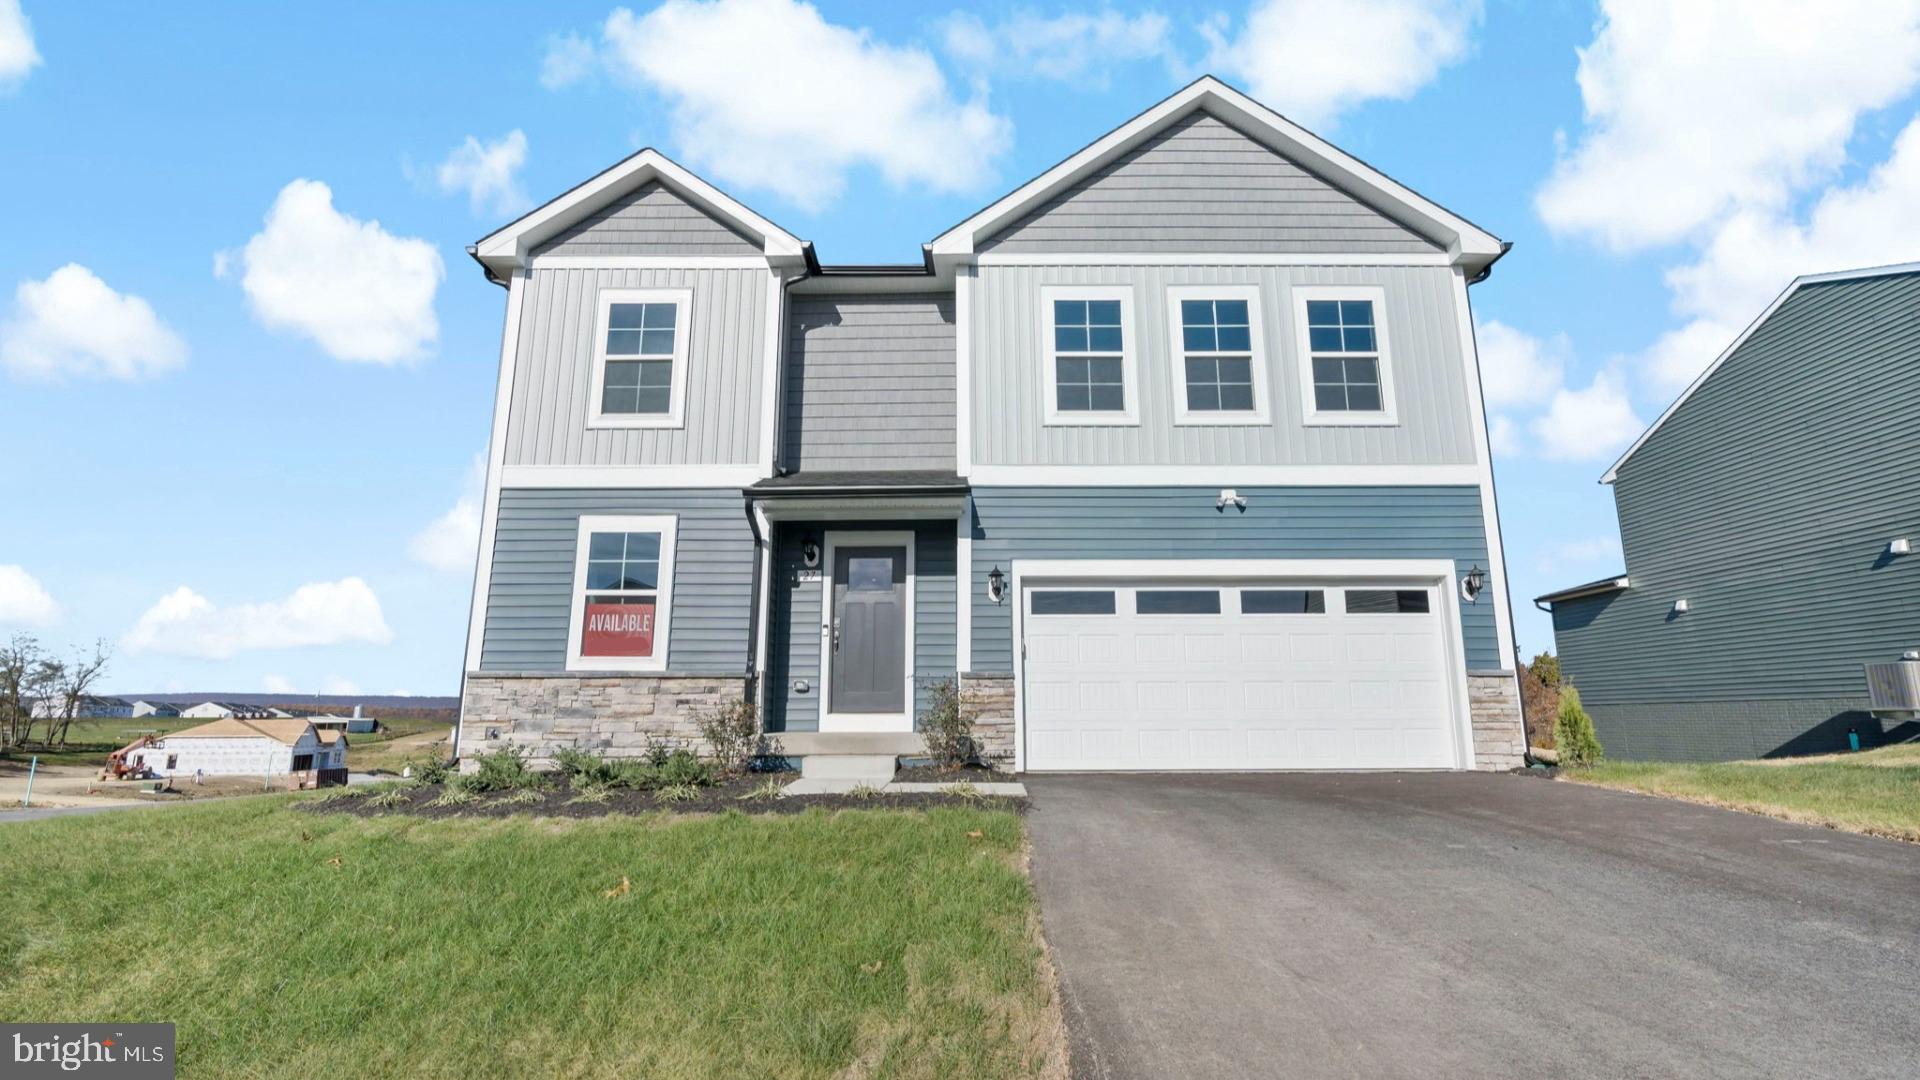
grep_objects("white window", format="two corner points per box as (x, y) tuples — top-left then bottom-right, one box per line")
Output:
(588, 288), (692, 428)
(1040, 286), (1138, 426)
(1292, 285), (1397, 426)
(565, 514), (678, 672)
(1166, 284), (1270, 425)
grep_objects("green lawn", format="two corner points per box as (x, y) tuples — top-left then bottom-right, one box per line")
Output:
(2, 716), (197, 767)
(0, 798), (1062, 1079)
(1566, 744), (1920, 842)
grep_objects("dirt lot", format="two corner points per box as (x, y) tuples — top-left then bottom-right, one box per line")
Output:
(0, 759), (299, 809)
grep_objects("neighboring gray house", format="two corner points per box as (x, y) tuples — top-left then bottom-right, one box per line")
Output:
(458, 77), (1526, 774)
(130, 699), (180, 718)
(1538, 263), (1920, 761)
(31, 695), (134, 720)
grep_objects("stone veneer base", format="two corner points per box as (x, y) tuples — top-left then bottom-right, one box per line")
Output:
(458, 673), (747, 768)
(958, 673), (1017, 769)
(1468, 672), (1528, 770)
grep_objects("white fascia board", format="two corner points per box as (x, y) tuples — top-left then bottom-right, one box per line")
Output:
(498, 464), (767, 489)
(966, 464), (1483, 486)
(1601, 259), (1920, 484)
(473, 149), (804, 273)
(975, 252), (1456, 267)
(1012, 557), (1458, 582)
(929, 76), (1503, 269)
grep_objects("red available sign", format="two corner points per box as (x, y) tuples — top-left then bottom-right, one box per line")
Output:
(582, 599), (656, 658)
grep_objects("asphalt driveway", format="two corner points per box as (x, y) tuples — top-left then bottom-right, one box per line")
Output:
(1026, 772), (1920, 1080)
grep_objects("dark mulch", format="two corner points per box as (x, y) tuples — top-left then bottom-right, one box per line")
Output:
(893, 762), (1020, 784)
(301, 773), (1026, 820)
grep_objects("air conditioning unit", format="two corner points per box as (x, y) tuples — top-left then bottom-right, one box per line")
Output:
(1864, 656), (1920, 721)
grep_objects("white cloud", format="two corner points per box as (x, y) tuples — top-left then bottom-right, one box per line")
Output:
(124, 577), (395, 660)
(1203, 0), (1481, 128)
(321, 675), (363, 696)
(541, 32), (598, 89)
(234, 179), (443, 364)
(1529, 369), (1645, 463)
(1487, 414), (1520, 459)
(1537, 0), (1920, 252)
(1, 264), (186, 381)
(0, 565), (57, 625)
(1474, 319), (1566, 410)
(262, 673), (295, 694)
(940, 9), (1172, 86)
(434, 130), (531, 217)
(409, 453), (486, 574)
(0, 0), (39, 90)
(591, 0), (1011, 211)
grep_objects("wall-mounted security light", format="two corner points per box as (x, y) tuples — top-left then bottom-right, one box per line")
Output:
(1217, 488), (1247, 511)
(802, 539), (820, 568)
(1889, 538), (1912, 556)
(1672, 599), (1690, 615)
(987, 565), (1007, 605)
(1460, 565), (1486, 603)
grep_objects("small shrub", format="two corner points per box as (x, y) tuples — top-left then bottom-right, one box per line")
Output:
(406, 756), (453, 785)
(919, 677), (974, 767)
(1528, 651), (1562, 689)
(653, 782), (701, 804)
(735, 777), (785, 803)
(846, 783), (884, 800)
(461, 747), (547, 793)
(365, 789), (411, 810)
(939, 781), (985, 802)
(654, 748), (713, 788)
(491, 788), (543, 807)
(428, 786), (479, 809)
(1554, 685), (1604, 767)
(697, 697), (762, 775)
(312, 786), (369, 804)
(642, 736), (676, 768)
(553, 747), (621, 787)
(568, 786), (612, 806)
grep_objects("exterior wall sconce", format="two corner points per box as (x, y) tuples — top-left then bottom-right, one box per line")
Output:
(1672, 599), (1690, 615)
(1890, 538), (1912, 556)
(987, 565), (1007, 604)
(1460, 565), (1486, 603)
(801, 539), (820, 568)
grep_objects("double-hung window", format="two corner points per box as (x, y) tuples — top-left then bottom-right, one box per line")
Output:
(1167, 285), (1268, 424)
(590, 289), (692, 428)
(1041, 287), (1137, 425)
(567, 515), (678, 672)
(1294, 285), (1395, 425)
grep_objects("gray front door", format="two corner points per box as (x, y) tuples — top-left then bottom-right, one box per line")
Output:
(830, 546), (907, 714)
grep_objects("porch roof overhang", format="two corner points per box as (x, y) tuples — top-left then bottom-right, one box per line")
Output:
(746, 471), (969, 522)
(1533, 575), (1631, 608)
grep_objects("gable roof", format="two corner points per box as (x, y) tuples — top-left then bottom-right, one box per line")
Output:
(471, 148), (805, 278)
(930, 76), (1506, 272)
(164, 717), (315, 746)
(1600, 260), (1920, 484)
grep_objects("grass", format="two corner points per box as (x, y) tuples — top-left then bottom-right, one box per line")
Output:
(1565, 743), (1920, 842)
(2, 716), (199, 767)
(0, 796), (1062, 1079)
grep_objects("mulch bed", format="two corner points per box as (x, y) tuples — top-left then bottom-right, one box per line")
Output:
(892, 763), (1020, 785)
(303, 772), (1026, 820)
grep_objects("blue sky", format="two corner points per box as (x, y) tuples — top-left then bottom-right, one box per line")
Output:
(4, 0), (1919, 695)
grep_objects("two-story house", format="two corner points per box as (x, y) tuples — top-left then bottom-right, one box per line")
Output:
(457, 77), (1526, 774)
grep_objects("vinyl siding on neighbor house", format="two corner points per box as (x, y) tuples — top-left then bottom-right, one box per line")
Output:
(782, 294), (956, 471)
(477, 488), (754, 674)
(765, 522), (957, 732)
(969, 263), (1478, 467)
(979, 112), (1437, 255)
(1551, 271), (1920, 758)
(965, 486), (1497, 672)
(534, 180), (761, 257)
(503, 266), (769, 467)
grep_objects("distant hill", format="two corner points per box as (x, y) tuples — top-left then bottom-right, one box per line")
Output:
(116, 693), (459, 711)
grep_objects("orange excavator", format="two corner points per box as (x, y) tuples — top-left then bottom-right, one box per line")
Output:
(101, 734), (157, 780)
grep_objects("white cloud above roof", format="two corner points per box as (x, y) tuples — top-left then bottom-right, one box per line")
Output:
(124, 577), (395, 660)
(1530, 369), (1645, 463)
(231, 179), (443, 364)
(0, 565), (58, 626)
(939, 9), (1173, 88)
(434, 130), (531, 218)
(1, 264), (187, 381)
(0, 0), (40, 90)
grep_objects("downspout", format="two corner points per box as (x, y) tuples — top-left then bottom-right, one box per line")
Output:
(741, 258), (813, 708)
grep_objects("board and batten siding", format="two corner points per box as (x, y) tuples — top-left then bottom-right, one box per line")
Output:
(503, 266), (768, 467)
(766, 521), (957, 732)
(783, 294), (956, 471)
(980, 112), (1438, 255)
(971, 263), (1477, 467)
(534, 181), (761, 257)
(1551, 270), (1920, 759)
(965, 485), (1497, 673)
(477, 488), (754, 674)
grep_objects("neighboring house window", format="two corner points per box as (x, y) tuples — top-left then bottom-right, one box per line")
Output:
(292, 753), (314, 771)
(166, 754), (177, 770)
(1167, 285), (1269, 424)
(1293, 285), (1396, 425)
(566, 514), (679, 672)
(1041, 286), (1137, 425)
(589, 288), (692, 428)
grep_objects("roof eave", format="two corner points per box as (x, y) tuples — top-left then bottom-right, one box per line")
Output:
(1534, 576), (1631, 606)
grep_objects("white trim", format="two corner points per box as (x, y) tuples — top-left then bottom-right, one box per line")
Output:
(530, 255), (770, 271)
(758, 267), (784, 473)
(564, 514), (679, 674)
(1535, 576), (1631, 606)
(751, 502), (775, 722)
(1292, 284), (1398, 427)
(498, 464), (764, 488)
(461, 270), (526, 702)
(1039, 284), (1140, 427)
(956, 266), (973, 476)
(1164, 284), (1272, 427)
(977, 252), (1455, 268)
(930, 77), (1503, 271)
(1007, 557), (1474, 771)
(1600, 260), (1920, 484)
(819, 530), (917, 733)
(956, 506), (973, 672)
(586, 287), (693, 430)
(965, 463), (1482, 486)
(1450, 270), (1516, 662)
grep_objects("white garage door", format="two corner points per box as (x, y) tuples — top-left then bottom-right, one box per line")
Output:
(1021, 580), (1460, 771)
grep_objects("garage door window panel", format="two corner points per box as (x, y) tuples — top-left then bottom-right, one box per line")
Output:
(1242, 589), (1326, 614)
(1031, 590), (1118, 615)
(1136, 590), (1222, 615)
(1344, 589), (1431, 614)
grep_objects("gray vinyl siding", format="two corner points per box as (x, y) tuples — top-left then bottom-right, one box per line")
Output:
(980, 112), (1437, 255)
(535, 181), (761, 257)
(971, 263), (1477, 466)
(765, 521), (958, 732)
(965, 486), (1495, 672)
(1550, 270), (1920, 760)
(477, 488), (754, 674)
(783, 294), (956, 471)
(504, 266), (767, 466)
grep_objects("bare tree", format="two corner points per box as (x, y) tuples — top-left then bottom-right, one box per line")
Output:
(0, 635), (58, 753)
(48, 641), (111, 748)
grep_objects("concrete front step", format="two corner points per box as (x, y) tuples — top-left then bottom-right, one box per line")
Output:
(769, 732), (925, 756)
(799, 753), (897, 782)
